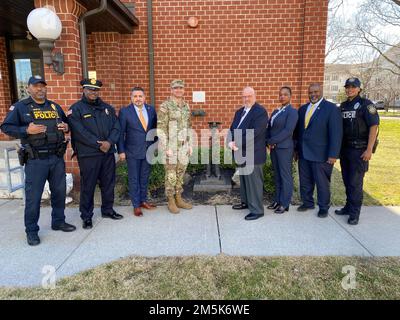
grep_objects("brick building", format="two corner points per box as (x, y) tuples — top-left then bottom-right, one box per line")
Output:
(0, 0), (329, 179)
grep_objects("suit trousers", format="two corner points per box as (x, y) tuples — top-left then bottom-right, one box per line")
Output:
(239, 164), (264, 214)
(298, 158), (333, 211)
(270, 148), (294, 208)
(127, 158), (151, 208)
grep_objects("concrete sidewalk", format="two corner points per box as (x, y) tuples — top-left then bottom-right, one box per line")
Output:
(0, 199), (400, 287)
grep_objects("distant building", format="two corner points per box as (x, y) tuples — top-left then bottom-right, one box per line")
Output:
(324, 46), (400, 106)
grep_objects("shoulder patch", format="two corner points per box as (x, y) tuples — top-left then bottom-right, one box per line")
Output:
(367, 104), (377, 114)
(9, 105), (15, 111)
(159, 104), (168, 112)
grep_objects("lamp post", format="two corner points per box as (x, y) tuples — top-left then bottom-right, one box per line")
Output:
(27, 7), (64, 75)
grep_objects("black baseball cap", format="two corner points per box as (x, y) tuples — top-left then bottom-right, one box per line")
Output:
(344, 77), (361, 88)
(28, 75), (47, 86)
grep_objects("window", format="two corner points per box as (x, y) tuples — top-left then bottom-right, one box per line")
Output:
(325, 75), (330, 81)
(332, 74), (338, 81)
(331, 85), (338, 91)
(8, 39), (44, 102)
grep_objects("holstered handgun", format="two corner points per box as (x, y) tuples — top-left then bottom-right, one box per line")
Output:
(16, 144), (27, 166)
(56, 139), (70, 158)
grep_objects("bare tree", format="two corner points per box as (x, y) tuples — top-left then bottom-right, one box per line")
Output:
(353, 0), (400, 75)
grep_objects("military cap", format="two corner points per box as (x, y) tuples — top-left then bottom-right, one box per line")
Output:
(171, 79), (185, 88)
(344, 77), (361, 88)
(80, 78), (103, 89)
(28, 75), (47, 86)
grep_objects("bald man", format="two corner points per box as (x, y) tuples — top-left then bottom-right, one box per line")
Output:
(228, 87), (269, 220)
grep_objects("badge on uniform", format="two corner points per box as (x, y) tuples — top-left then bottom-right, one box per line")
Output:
(67, 110), (72, 116)
(51, 104), (56, 111)
(367, 104), (377, 114)
(105, 108), (109, 115)
(354, 102), (360, 110)
(9, 105), (15, 111)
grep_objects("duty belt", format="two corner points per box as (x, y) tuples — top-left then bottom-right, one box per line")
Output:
(344, 140), (367, 149)
(33, 149), (58, 159)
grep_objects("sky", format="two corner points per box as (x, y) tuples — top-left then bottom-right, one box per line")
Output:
(326, 0), (400, 64)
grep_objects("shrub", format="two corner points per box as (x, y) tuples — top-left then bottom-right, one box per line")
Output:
(115, 148), (295, 198)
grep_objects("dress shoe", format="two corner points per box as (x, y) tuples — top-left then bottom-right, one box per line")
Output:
(267, 202), (280, 210)
(102, 210), (124, 220)
(244, 213), (264, 220)
(140, 202), (157, 210)
(134, 207), (144, 217)
(82, 219), (93, 229)
(274, 205), (289, 214)
(297, 204), (315, 212)
(27, 233), (40, 246)
(348, 217), (359, 225)
(335, 208), (349, 215)
(317, 209), (329, 218)
(52, 222), (76, 232)
(232, 203), (249, 210)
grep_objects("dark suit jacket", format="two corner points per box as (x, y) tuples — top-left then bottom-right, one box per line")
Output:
(266, 104), (298, 149)
(118, 103), (157, 159)
(295, 99), (343, 162)
(228, 102), (268, 165)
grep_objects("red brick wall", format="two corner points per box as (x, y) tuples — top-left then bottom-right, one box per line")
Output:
(0, 0), (328, 176)
(0, 37), (12, 140)
(93, 32), (124, 111)
(115, 0), (328, 133)
(87, 34), (95, 71)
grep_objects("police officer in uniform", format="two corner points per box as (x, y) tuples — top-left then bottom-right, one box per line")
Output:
(157, 79), (193, 214)
(0, 75), (76, 246)
(336, 77), (379, 225)
(68, 79), (123, 229)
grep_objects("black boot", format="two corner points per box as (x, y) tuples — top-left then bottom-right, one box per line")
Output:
(82, 219), (93, 229)
(27, 233), (40, 246)
(335, 208), (349, 215)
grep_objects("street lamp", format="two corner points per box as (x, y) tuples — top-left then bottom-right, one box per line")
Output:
(27, 7), (64, 75)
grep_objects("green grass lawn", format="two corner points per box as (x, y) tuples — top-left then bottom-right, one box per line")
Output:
(378, 110), (400, 117)
(1, 120), (399, 300)
(293, 118), (400, 206)
(1, 256), (400, 300)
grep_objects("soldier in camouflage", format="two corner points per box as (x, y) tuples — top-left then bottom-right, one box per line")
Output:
(157, 79), (193, 214)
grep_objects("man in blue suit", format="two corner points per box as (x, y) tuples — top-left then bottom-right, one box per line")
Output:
(294, 83), (343, 217)
(118, 87), (158, 217)
(228, 87), (269, 220)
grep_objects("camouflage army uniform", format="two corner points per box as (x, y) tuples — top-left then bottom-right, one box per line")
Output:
(157, 96), (192, 197)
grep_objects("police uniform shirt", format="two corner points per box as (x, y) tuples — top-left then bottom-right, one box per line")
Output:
(0, 97), (68, 140)
(341, 96), (380, 132)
